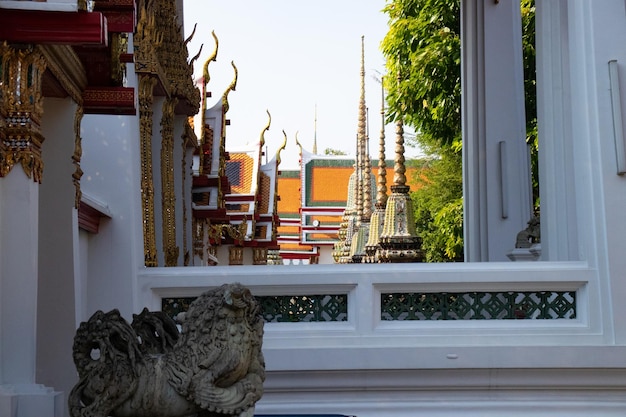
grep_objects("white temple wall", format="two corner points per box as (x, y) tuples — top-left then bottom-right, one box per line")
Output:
(79, 107), (143, 319)
(36, 97), (80, 400)
(461, 0), (532, 262)
(571, 0), (626, 344)
(0, 159), (40, 387)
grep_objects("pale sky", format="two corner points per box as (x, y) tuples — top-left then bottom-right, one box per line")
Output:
(183, 1), (419, 169)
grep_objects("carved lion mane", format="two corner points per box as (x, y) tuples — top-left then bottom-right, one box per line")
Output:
(69, 283), (265, 417)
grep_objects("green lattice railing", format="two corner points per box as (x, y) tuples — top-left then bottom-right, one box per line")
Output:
(380, 291), (576, 320)
(162, 294), (349, 323)
(161, 291), (576, 323)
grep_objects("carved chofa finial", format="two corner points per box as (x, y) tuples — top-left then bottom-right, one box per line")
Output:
(202, 31), (219, 89)
(294, 130), (302, 155)
(276, 129), (288, 166)
(199, 31), (218, 174)
(184, 23), (198, 47)
(188, 44), (203, 73)
(260, 110), (271, 149)
(222, 61), (238, 114)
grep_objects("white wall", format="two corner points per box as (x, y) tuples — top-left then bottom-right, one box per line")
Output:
(37, 97), (80, 400)
(80, 104), (143, 319)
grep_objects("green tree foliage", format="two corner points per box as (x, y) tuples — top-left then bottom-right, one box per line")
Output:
(382, 0), (461, 152)
(410, 153), (463, 261)
(324, 148), (347, 156)
(382, 0), (536, 261)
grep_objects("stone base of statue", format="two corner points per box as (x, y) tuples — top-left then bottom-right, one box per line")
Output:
(507, 243), (542, 261)
(69, 283), (265, 417)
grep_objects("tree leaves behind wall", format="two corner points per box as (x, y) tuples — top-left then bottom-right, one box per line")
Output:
(410, 153), (463, 262)
(382, 0), (537, 261)
(382, 0), (461, 152)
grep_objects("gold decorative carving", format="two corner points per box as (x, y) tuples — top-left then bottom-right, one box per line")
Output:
(160, 97), (179, 266)
(228, 246), (243, 266)
(218, 62), (238, 185)
(154, 0), (200, 113)
(181, 121), (194, 266)
(252, 247), (268, 265)
(73, 105), (84, 209)
(138, 74), (158, 267)
(199, 31), (219, 176)
(110, 33), (129, 85)
(37, 45), (86, 105)
(193, 218), (207, 262)
(134, 1), (167, 85)
(77, 0), (93, 12)
(222, 61), (238, 115)
(0, 43), (47, 182)
(207, 219), (247, 244)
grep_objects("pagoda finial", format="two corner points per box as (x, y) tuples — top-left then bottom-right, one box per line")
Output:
(363, 75), (388, 263)
(359, 36), (373, 222)
(377, 76), (388, 207)
(345, 36), (374, 263)
(392, 70), (407, 188)
(392, 118), (407, 187)
(378, 71), (423, 263)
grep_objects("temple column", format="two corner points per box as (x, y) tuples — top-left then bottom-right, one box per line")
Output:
(535, 1), (578, 261)
(0, 45), (62, 417)
(138, 74), (159, 267)
(461, 0), (532, 261)
(37, 98), (82, 404)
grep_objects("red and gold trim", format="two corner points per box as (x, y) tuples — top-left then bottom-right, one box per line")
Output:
(83, 87), (136, 115)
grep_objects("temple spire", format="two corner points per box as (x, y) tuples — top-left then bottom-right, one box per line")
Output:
(364, 76), (388, 263)
(334, 36), (371, 263)
(359, 36), (373, 223)
(348, 35), (373, 263)
(378, 71), (423, 263)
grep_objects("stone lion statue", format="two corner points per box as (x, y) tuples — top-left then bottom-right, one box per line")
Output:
(69, 283), (265, 417)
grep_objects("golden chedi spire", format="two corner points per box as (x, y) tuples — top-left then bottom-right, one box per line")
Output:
(348, 36), (374, 263)
(364, 76), (388, 263)
(378, 78), (423, 262)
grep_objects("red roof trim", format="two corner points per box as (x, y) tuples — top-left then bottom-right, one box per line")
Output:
(78, 200), (111, 234)
(0, 10), (108, 45)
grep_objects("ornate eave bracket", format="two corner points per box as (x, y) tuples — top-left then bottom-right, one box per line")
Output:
(133, 4), (169, 97)
(0, 43), (47, 182)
